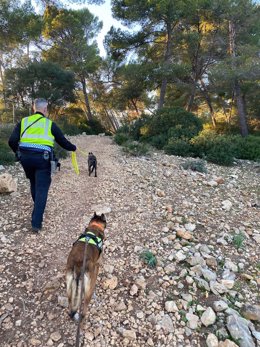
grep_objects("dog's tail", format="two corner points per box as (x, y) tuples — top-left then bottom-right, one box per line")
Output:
(66, 266), (91, 319)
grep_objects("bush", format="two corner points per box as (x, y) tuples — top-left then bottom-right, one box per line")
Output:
(233, 135), (260, 161)
(0, 140), (15, 165)
(122, 141), (150, 157)
(139, 250), (157, 268)
(114, 133), (129, 145)
(148, 134), (168, 149)
(164, 138), (193, 157)
(181, 159), (208, 173)
(147, 107), (203, 140)
(191, 131), (236, 166)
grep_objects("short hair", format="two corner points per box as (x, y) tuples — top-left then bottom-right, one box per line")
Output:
(34, 98), (48, 110)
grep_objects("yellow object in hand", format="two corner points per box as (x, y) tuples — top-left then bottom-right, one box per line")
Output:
(71, 151), (79, 175)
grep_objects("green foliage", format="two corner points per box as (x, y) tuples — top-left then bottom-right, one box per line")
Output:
(56, 116), (105, 136)
(147, 107), (203, 141)
(164, 138), (193, 157)
(114, 132), (129, 145)
(0, 126), (15, 165)
(191, 131), (236, 166)
(232, 135), (260, 161)
(232, 232), (246, 249)
(122, 141), (150, 157)
(0, 140), (15, 164)
(181, 159), (207, 173)
(139, 250), (157, 268)
(5, 61), (76, 108)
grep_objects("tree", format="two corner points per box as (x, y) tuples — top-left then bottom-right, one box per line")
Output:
(5, 61), (75, 112)
(108, 0), (187, 109)
(0, 0), (41, 107)
(209, 0), (260, 136)
(42, 5), (102, 121)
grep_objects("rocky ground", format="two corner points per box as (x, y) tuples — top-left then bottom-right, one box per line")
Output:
(0, 134), (259, 347)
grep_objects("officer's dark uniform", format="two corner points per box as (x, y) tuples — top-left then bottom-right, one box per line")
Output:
(8, 112), (76, 231)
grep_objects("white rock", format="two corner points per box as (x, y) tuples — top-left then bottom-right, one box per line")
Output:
(122, 329), (137, 340)
(0, 173), (17, 193)
(130, 284), (138, 296)
(184, 223), (196, 232)
(222, 200), (232, 211)
(186, 313), (199, 330)
(206, 333), (218, 347)
(201, 307), (216, 327)
(213, 300), (228, 312)
(165, 301), (178, 313)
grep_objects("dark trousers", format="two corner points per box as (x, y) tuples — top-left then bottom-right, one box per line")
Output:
(20, 151), (51, 229)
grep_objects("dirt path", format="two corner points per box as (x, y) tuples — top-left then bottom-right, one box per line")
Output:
(0, 135), (259, 347)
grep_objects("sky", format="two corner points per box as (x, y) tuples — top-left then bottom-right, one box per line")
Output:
(70, 0), (125, 57)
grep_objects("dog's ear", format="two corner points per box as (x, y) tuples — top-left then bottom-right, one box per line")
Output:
(100, 213), (106, 222)
(93, 211), (97, 217)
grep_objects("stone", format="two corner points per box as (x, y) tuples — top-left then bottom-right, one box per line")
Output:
(218, 340), (239, 347)
(184, 223), (196, 232)
(165, 301), (178, 313)
(224, 260), (238, 273)
(187, 256), (206, 266)
(0, 173), (17, 193)
(58, 296), (68, 308)
(29, 338), (41, 346)
(50, 332), (61, 342)
(226, 315), (255, 347)
(201, 268), (217, 282)
(201, 307), (216, 327)
(115, 302), (127, 311)
(176, 229), (192, 240)
(174, 250), (187, 262)
(103, 264), (114, 274)
(220, 279), (235, 290)
(122, 330), (137, 340)
(160, 314), (174, 333)
(186, 313), (199, 330)
(195, 277), (210, 291)
(210, 281), (228, 295)
(222, 200), (232, 211)
(130, 284), (138, 296)
(206, 257), (218, 269)
(213, 300), (228, 312)
(135, 276), (146, 289)
(164, 263), (176, 274)
(206, 333), (218, 347)
(103, 276), (118, 290)
(156, 189), (166, 197)
(241, 304), (260, 322)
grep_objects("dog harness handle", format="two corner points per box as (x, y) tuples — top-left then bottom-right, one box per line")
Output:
(77, 232), (103, 253)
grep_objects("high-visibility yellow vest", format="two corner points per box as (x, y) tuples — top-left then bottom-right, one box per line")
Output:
(20, 114), (54, 147)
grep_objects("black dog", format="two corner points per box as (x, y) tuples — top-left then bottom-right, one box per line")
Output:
(88, 152), (97, 177)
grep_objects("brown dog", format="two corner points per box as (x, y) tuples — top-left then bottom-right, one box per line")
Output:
(66, 212), (106, 321)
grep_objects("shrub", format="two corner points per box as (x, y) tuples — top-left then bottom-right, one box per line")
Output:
(232, 232), (246, 249)
(139, 250), (157, 268)
(114, 132), (129, 145)
(148, 134), (168, 149)
(147, 107), (203, 140)
(0, 140), (15, 165)
(191, 131), (236, 166)
(181, 159), (207, 173)
(164, 138), (193, 157)
(122, 141), (150, 157)
(233, 135), (260, 161)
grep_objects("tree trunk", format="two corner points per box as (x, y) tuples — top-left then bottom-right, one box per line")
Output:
(0, 56), (7, 109)
(81, 77), (93, 121)
(158, 22), (173, 110)
(187, 83), (196, 112)
(229, 21), (248, 137)
(104, 108), (117, 133)
(234, 80), (248, 137)
(199, 79), (217, 127)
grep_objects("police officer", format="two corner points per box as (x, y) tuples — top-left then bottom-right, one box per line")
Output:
(8, 98), (77, 233)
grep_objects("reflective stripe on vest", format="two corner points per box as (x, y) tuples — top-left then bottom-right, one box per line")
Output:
(20, 114), (54, 147)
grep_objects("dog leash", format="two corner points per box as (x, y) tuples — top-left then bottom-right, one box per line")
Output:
(75, 238), (89, 347)
(77, 147), (88, 156)
(71, 152), (80, 175)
